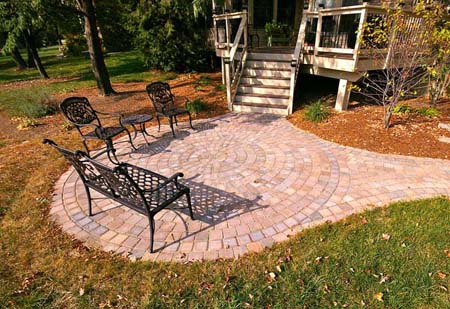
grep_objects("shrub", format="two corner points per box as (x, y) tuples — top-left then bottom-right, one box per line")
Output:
(393, 104), (414, 115)
(416, 107), (440, 117)
(40, 95), (59, 115)
(186, 99), (208, 116)
(304, 101), (330, 123)
(215, 84), (226, 91)
(197, 75), (212, 86)
(131, 0), (211, 72)
(64, 34), (87, 56)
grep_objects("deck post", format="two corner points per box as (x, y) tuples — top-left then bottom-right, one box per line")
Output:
(224, 57), (232, 111)
(221, 57), (225, 84)
(335, 79), (352, 111)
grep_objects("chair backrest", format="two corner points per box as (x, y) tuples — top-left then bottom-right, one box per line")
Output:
(60, 97), (101, 127)
(146, 82), (175, 113)
(43, 139), (149, 213)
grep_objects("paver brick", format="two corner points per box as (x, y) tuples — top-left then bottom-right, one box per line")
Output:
(49, 113), (450, 262)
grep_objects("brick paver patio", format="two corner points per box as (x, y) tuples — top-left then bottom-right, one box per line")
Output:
(50, 113), (450, 262)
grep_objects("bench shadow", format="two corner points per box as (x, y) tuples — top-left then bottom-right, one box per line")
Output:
(154, 174), (267, 252)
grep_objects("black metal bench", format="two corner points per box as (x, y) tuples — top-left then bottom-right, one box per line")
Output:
(43, 139), (195, 253)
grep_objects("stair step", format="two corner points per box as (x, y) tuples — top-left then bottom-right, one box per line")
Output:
(233, 102), (289, 116)
(241, 76), (291, 87)
(246, 60), (291, 70)
(237, 92), (289, 99)
(244, 68), (291, 78)
(235, 94), (289, 105)
(247, 52), (293, 61)
(238, 84), (290, 96)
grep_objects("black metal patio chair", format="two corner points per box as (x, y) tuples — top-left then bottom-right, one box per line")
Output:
(60, 96), (135, 164)
(146, 82), (195, 138)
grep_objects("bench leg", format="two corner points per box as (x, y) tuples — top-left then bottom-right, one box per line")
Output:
(84, 184), (93, 216)
(186, 191), (195, 220)
(148, 215), (155, 253)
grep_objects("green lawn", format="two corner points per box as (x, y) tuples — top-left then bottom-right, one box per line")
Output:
(0, 46), (176, 117)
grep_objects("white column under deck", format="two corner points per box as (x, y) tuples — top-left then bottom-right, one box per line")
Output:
(335, 79), (352, 111)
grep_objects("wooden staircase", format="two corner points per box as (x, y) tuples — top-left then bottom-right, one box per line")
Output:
(233, 50), (294, 116)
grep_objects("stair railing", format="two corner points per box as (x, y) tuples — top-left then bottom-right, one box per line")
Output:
(288, 11), (310, 115)
(213, 11), (248, 111)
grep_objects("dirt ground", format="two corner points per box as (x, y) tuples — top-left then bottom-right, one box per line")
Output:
(2, 73), (450, 161)
(289, 98), (450, 160)
(0, 73), (227, 146)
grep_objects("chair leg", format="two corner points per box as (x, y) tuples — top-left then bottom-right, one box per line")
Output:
(188, 112), (195, 130)
(105, 139), (120, 164)
(82, 139), (90, 155)
(169, 117), (176, 138)
(84, 184), (93, 216)
(186, 191), (195, 220)
(148, 215), (155, 253)
(156, 116), (161, 132)
(174, 116), (178, 126)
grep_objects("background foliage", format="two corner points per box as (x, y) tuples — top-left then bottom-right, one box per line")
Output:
(130, 0), (213, 72)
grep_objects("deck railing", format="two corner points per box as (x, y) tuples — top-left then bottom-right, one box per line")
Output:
(213, 11), (248, 110)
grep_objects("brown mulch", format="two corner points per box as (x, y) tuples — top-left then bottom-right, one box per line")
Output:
(0, 73), (227, 146)
(289, 99), (450, 160)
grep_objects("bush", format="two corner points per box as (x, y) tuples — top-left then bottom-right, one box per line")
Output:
(393, 104), (414, 115)
(416, 107), (440, 117)
(304, 101), (330, 123)
(186, 99), (208, 116)
(64, 34), (87, 56)
(131, 0), (212, 72)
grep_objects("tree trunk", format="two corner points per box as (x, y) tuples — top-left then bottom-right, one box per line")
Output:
(77, 0), (115, 96)
(26, 45), (36, 68)
(11, 46), (27, 70)
(23, 29), (49, 79)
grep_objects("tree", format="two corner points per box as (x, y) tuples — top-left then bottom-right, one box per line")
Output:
(131, 0), (212, 72)
(0, 0), (49, 78)
(75, 0), (115, 95)
(11, 46), (27, 70)
(354, 1), (433, 128)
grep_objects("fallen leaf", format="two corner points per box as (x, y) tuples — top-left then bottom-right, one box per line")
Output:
(268, 272), (276, 280)
(444, 249), (450, 258)
(276, 265), (282, 273)
(379, 274), (390, 284)
(361, 217), (368, 224)
(382, 233), (391, 241)
(437, 272), (447, 279)
(79, 287), (85, 296)
(373, 292), (384, 302)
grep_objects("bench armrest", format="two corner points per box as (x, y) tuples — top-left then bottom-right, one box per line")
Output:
(146, 172), (184, 194)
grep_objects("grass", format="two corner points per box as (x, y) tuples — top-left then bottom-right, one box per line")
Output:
(0, 133), (449, 307)
(0, 46), (177, 117)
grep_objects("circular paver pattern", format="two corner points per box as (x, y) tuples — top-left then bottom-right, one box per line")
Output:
(50, 113), (450, 262)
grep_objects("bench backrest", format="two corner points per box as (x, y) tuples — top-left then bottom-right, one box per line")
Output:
(43, 139), (150, 214)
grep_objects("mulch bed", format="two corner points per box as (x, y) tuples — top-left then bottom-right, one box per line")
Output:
(289, 99), (450, 160)
(0, 73), (227, 144)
